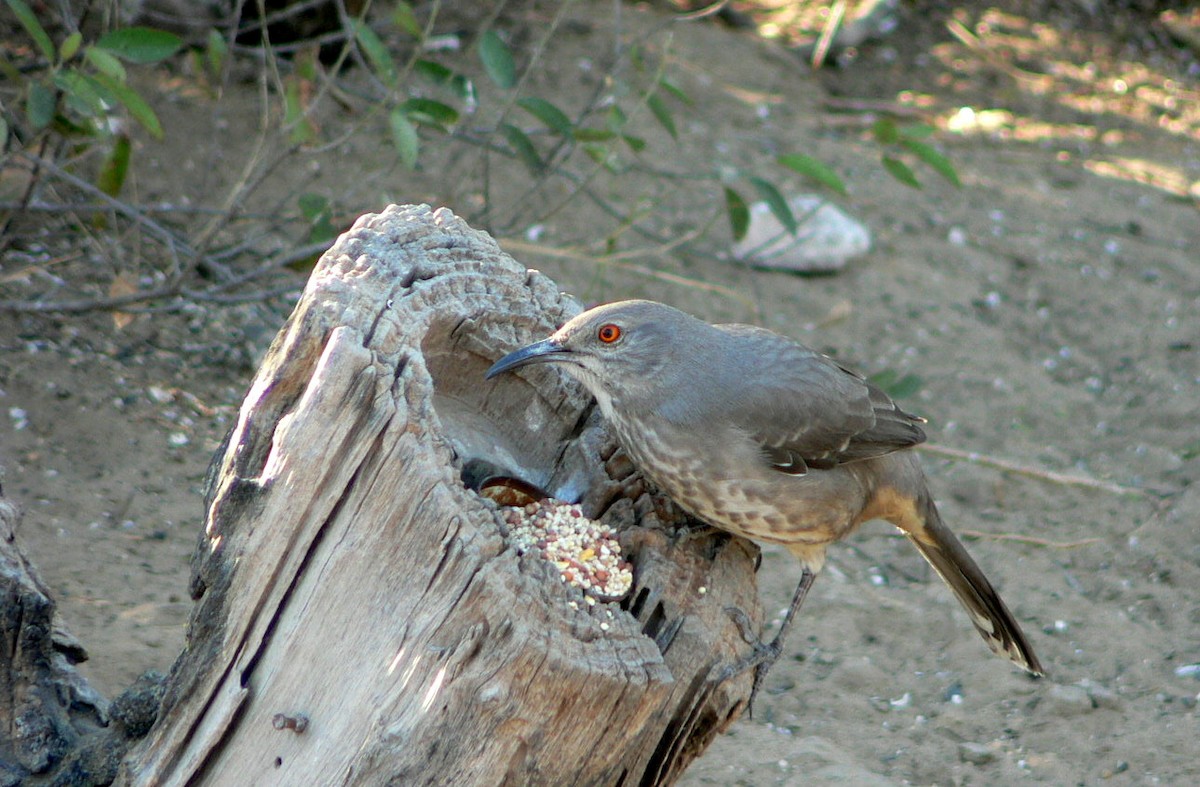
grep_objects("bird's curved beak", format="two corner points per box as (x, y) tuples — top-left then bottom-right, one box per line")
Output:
(485, 338), (571, 380)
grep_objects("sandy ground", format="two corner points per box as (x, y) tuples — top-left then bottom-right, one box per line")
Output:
(2, 2), (1198, 784)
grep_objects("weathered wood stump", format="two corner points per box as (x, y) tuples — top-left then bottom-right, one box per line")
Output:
(114, 204), (761, 785)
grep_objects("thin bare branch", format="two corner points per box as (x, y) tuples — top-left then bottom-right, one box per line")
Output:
(958, 531), (1104, 549)
(918, 443), (1152, 498)
(498, 237), (753, 308)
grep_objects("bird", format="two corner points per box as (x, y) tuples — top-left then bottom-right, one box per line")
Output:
(485, 299), (1043, 699)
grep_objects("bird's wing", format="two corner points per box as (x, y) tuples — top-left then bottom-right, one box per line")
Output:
(713, 325), (926, 473)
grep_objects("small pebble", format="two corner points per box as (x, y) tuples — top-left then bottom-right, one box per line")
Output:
(1044, 683), (1094, 717)
(1174, 663), (1200, 679)
(958, 742), (996, 766)
(1078, 678), (1121, 710)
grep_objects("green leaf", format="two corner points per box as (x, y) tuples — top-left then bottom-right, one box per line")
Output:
(882, 155), (921, 189)
(354, 21), (396, 85)
(582, 142), (617, 171)
(450, 75), (474, 103)
(659, 77), (692, 106)
(898, 123), (935, 140)
(26, 80), (57, 129)
(889, 374), (923, 399)
(85, 46), (126, 81)
(206, 28), (227, 77)
(516, 97), (572, 136)
(401, 98), (458, 129)
(90, 72), (163, 138)
(501, 123), (541, 173)
(7, 0), (55, 60)
(478, 30), (515, 89)
(606, 105), (628, 132)
(629, 44), (645, 72)
(95, 27), (182, 64)
(283, 78), (313, 144)
(389, 108), (419, 169)
(298, 194), (336, 244)
(415, 59), (453, 83)
(0, 116), (8, 148)
(298, 192), (327, 220)
(59, 31), (82, 62)
(572, 127), (615, 142)
(749, 176), (797, 235)
(778, 153), (846, 195)
(900, 139), (961, 187)
(0, 50), (22, 82)
(414, 60), (473, 101)
(96, 133), (132, 197)
(293, 46), (318, 81)
(724, 187), (750, 242)
(392, 2), (423, 38)
(872, 117), (899, 145)
(55, 70), (105, 119)
(621, 134), (646, 153)
(868, 369), (923, 399)
(646, 93), (676, 139)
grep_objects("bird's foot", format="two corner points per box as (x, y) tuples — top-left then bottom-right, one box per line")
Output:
(715, 569), (816, 716)
(716, 606), (786, 717)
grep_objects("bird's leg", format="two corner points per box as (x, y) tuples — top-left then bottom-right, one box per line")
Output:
(719, 568), (817, 712)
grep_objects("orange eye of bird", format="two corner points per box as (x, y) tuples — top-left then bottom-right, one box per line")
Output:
(597, 323), (622, 344)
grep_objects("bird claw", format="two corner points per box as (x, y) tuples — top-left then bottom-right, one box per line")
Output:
(716, 569), (818, 716)
(723, 605), (759, 646)
(713, 633), (785, 717)
(716, 606), (788, 716)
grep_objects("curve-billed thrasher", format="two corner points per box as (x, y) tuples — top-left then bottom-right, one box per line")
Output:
(486, 300), (1043, 693)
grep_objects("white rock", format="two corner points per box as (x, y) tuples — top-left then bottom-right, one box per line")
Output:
(732, 195), (871, 273)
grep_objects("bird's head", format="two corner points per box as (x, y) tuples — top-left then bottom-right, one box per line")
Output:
(485, 300), (701, 415)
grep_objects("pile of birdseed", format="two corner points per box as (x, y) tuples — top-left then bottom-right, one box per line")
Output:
(501, 499), (633, 605)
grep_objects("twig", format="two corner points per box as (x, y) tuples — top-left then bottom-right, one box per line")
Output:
(821, 97), (929, 119)
(0, 202), (280, 219)
(918, 443), (1149, 498)
(0, 284), (181, 313)
(12, 151), (191, 272)
(673, 1), (729, 22)
(811, 0), (846, 69)
(0, 237), (317, 313)
(945, 18), (1053, 90)
(498, 237), (753, 308)
(958, 531), (1103, 549)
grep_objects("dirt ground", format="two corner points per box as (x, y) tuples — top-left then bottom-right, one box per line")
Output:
(2, 1), (1198, 784)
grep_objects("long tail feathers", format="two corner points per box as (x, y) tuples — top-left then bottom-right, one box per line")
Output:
(897, 491), (1044, 676)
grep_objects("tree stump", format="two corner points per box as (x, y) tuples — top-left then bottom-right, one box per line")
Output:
(118, 204), (761, 786)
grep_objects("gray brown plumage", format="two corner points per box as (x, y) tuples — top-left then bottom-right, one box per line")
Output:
(487, 300), (1043, 689)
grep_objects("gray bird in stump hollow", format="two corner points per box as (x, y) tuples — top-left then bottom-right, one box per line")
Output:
(486, 300), (1043, 698)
